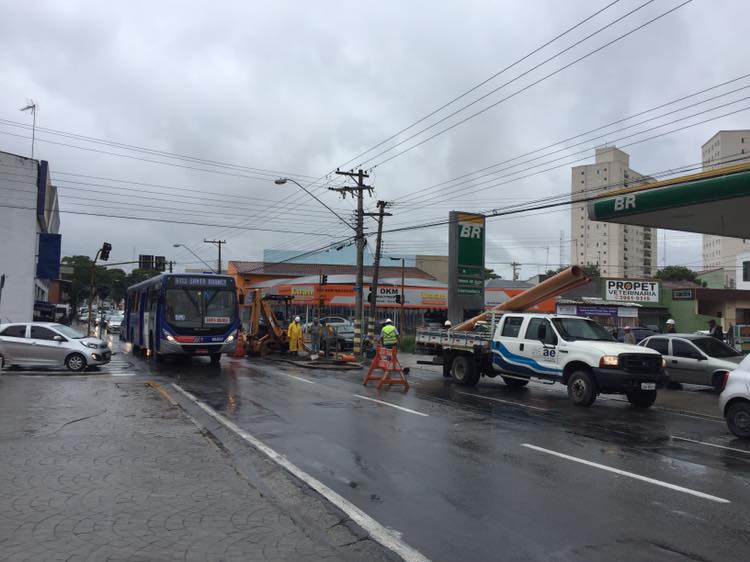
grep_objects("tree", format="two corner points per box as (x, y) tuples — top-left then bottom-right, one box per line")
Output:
(483, 267), (501, 280)
(545, 264), (600, 278)
(654, 266), (697, 283)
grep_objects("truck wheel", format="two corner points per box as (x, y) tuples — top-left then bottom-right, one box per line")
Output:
(502, 376), (529, 389)
(567, 371), (596, 407)
(726, 402), (750, 439)
(452, 355), (480, 386)
(626, 389), (657, 409)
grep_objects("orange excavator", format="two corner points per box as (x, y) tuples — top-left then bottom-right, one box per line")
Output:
(238, 289), (290, 356)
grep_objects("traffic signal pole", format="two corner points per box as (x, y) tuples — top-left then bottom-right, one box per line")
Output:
(87, 243), (111, 336)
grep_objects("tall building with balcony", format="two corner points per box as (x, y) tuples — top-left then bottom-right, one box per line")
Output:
(701, 130), (750, 287)
(570, 147), (657, 278)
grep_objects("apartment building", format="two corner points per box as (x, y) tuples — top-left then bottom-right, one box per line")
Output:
(570, 147), (657, 278)
(701, 130), (750, 287)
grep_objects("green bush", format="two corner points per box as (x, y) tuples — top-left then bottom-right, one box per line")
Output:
(400, 335), (416, 353)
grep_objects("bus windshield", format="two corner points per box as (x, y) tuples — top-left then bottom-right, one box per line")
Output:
(165, 288), (236, 329)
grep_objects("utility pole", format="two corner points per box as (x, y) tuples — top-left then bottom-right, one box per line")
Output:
(364, 201), (391, 342)
(511, 261), (521, 281)
(331, 169), (372, 358)
(203, 239), (226, 274)
(168, 261), (174, 273)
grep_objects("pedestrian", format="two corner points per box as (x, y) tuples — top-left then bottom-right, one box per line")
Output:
(624, 326), (636, 345)
(380, 318), (399, 349)
(727, 324), (735, 347)
(321, 319), (337, 357)
(308, 318), (321, 355)
(708, 319), (724, 341)
(287, 316), (303, 354)
(665, 318), (676, 333)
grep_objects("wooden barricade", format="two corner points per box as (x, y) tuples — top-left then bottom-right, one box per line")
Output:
(363, 346), (409, 390)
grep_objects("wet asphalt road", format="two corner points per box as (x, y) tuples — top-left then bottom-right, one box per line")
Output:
(46, 335), (750, 561)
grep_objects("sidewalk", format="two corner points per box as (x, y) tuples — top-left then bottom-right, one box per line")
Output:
(0, 374), (395, 561)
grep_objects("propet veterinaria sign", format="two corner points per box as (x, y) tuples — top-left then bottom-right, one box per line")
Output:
(605, 279), (659, 302)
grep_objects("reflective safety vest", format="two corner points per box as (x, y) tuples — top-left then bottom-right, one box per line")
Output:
(381, 324), (398, 345)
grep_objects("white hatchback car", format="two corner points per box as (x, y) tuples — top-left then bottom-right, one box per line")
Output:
(0, 322), (111, 372)
(719, 354), (750, 439)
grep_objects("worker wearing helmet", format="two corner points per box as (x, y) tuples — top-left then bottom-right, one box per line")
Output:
(288, 316), (303, 353)
(666, 318), (676, 334)
(380, 318), (400, 349)
(444, 320), (452, 329)
(623, 326), (636, 345)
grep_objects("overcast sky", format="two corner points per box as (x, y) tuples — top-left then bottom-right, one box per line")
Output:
(1, 0), (749, 279)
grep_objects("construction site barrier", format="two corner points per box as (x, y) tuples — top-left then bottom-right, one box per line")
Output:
(363, 346), (409, 390)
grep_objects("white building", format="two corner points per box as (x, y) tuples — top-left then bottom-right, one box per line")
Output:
(0, 151), (61, 322)
(570, 147), (657, 278)
(701, 130), (750, 287)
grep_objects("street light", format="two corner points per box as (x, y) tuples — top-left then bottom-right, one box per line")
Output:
(173, 244), (215, 273)
(274, 178), (355, 232)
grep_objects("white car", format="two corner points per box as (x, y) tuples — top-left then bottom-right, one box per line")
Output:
(0, 322), (111, 372)
(719, 354), (750, 439)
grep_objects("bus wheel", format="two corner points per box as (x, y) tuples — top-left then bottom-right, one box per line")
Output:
(210, 353), (221, 365)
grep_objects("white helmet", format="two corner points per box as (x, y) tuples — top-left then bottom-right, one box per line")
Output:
(294, 316), (301, 322)
(385, 318), (393, 324)
(444, 320), (452, 327)
(666, 319), (675, 325)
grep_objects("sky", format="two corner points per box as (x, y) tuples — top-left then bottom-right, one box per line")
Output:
(1, 0), (749, 280)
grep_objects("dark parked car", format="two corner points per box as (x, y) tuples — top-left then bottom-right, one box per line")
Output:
(610, 326), (658, 344)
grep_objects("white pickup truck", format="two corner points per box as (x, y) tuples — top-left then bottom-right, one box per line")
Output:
(416, 312), (667, 408)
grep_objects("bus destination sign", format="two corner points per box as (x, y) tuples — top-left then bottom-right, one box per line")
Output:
(168, 276), (231, 288)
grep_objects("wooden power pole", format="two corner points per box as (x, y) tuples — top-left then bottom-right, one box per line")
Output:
(365, 201), (391, 343)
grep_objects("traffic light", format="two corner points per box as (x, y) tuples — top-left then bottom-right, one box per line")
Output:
(321, 274), (328, 285)
(367, 291), (373, 304)
(100, 242), (112, 261)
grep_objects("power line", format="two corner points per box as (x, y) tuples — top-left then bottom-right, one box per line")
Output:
(333, 0), (625, 172)
(361, 0), (693, 170)
(393, 73), (750, 206)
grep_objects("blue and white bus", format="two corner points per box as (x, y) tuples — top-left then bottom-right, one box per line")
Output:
(124, 273), (240, 363)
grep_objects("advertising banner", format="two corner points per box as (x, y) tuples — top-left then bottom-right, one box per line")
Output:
(605, 279), (659, 302)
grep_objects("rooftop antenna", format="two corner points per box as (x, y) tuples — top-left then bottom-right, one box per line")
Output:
(19, 99), (38, 158)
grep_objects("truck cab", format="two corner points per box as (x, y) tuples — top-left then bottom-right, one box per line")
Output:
(490, 314), (667, 407)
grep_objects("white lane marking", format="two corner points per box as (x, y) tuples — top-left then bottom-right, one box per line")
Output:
(279, 372), (315, 384)
(353, 394), (429, 417)
(522, 443), (730, 504)
(171, 384), (429, 562)
(456, 391), (549, 412)
(671, 435), (750, 455)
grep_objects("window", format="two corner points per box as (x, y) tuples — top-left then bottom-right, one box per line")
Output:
(673, 339), (702, 359)
(501, 317), (524, 338)
(525, 318), (557, 345)
(30, 326), (59, 341)
(645, 338), (668, 354)
(0, 325), (26, 338)
(743, 261), (750, 282)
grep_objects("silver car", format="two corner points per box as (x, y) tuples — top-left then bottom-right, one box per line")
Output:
(639, 333), (744, 389)
(0, 322), (111, 372)
(719, 354), (750, 439)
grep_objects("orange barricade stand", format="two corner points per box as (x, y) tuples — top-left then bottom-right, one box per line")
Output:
(363, 346), (409, 390)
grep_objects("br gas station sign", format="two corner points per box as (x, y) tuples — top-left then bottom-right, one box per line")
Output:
(449, 212), (486, 323)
